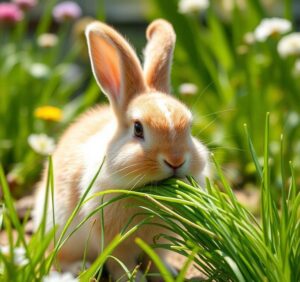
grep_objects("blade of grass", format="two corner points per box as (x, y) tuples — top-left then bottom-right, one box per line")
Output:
(82, 219), (96, 272)
(95, 196), (106, 280)
(79, 216), (153, 281)
(79, 234), (123, 282)
(135, 238), (174, 282)
(175, 249), (197, 282)
(0, 165), (27, 247)
(244, 123), (263, 180)
(46, 157), (105, 272)
(39, 156), (52, 240)
(107, 255), (132, 281)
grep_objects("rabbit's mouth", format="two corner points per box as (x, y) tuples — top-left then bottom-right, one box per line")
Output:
(145, 175), (188, 187)
(157, 172), (188, 182)
(167, 166), (188, 179)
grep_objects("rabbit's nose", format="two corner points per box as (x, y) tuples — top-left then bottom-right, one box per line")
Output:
(163, 158), (185, 170)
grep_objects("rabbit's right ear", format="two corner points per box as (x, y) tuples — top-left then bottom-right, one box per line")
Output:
(144, 19), (176, 93)
(85, 22), (146, 119)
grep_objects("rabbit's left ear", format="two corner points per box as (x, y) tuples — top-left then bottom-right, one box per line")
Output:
(143, 19), (176, 93)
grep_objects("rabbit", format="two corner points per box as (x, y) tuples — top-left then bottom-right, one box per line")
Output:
(33, 19), (209, 281)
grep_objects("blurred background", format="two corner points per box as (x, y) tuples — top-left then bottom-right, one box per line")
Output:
(0, 0), (299, 207)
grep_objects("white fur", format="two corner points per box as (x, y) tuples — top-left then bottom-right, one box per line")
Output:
(78, 121), (118, 216)
(131, 109), (143, 121)
(155, 98), (175, 139)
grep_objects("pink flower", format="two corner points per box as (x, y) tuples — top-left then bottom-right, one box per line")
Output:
(12, 0), (37, 11)
(0, 3), (23, 24)
(52, 1), (82, 23)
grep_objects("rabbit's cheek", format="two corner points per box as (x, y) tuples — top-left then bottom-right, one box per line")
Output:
(188, 138), (209, 177)
(109, 144), (160, 179)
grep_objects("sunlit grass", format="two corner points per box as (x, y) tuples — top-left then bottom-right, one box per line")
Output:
(1, 114), (299, 281)
(1, 0), (300, 281)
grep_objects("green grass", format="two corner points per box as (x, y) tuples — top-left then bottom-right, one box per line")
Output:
(150, 0), (300, 185)
(1, 114), (299, 281)
(0, 0), (104, 194)
(1, 0), (300, 196)
(1, 0), (300, 281)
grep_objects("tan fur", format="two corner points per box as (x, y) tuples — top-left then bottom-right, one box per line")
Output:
(130, 93), (190, 134)
(53, 106), (114, 209)
(34, 20), (209, 281)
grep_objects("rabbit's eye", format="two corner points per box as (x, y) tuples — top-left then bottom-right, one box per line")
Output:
(134, 121), (144, 139)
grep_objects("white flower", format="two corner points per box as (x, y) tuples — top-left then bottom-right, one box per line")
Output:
(29, 63), (50, 78)
(178, 0), (209, 14)
(277, 33), (300, 58)
(37, 33), (58, 48)
(43, 271), (78, 282)
(13, 247), (29, 266)
(57, 63), (83, 84)
(0, 246), (29, 266)
(244, 32), (255, 45)
(254, 18), (292, 42)
(28, 134), (55, 155)
(178, 83), (198, 95)
(287, 112), (299, 127)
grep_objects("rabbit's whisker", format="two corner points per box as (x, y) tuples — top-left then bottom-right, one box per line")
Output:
(108, 163), (144, 177)
(108, 159), (158, 178)
(131, 175), (146, 191)
(121, 166), (157, 179)
(194, 118), (217, 138)
(126, 173), (145, 189)
(191, 81), (214, 112)
(209, 146), (245, 152)
(193, 108), (235, 123)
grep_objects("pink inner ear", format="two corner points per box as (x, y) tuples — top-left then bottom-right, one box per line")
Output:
(90, 33), (121, 102)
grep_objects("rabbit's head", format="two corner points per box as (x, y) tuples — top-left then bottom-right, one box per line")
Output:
(85, 20), (208, 188)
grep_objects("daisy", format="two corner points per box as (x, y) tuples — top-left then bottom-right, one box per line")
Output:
(28, 134), (55, 155)
(178, 0), (209, 14)
(277, 33), (300, 58)
(178, 83), (198, 95)
(43, 271), (78, 282)
(254, 18), (291, 42)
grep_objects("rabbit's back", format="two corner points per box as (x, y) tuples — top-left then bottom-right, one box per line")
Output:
(33, 105), (115, 230)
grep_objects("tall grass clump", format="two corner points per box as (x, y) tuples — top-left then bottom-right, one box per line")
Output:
(85, 114), (300, 281)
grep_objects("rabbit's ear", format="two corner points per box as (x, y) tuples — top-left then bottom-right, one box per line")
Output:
(144, 19), (176, 93)
(86, 22), (146, 118)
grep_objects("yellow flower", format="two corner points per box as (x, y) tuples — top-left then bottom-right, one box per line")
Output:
(34, 106), (62, 122)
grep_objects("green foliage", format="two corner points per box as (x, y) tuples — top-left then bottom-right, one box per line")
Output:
(150, 0), (300, 186)
(1, 0), (299, 194)
(0, 0), (102, 193)
(1, 114), (299, 281)
(1, 0), (300, 281)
